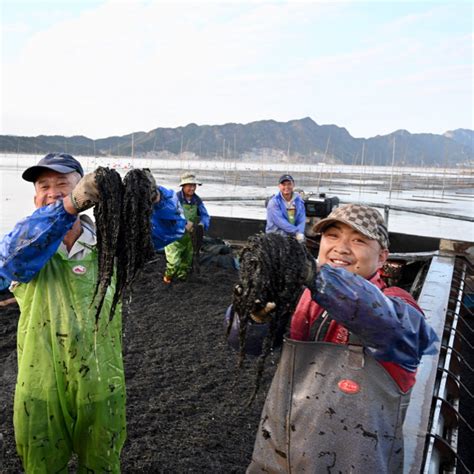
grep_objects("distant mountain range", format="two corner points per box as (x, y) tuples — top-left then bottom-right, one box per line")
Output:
(0, 117), (472, 166)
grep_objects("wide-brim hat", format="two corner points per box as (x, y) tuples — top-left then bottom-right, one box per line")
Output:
(23, 153), (84, 182)
(313, 203), (390, 249)
(179, 172), (202, 186)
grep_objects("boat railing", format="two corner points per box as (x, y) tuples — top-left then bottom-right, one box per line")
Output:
(203, 195), (474, 224)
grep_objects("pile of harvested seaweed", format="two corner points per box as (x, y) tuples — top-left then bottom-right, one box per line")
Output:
(1, 238), (474, 472)
(0, 255), (278, 473)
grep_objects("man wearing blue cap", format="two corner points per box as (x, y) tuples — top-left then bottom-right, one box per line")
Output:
(265, 174), (306, 242)
(0, 153), (186, 473)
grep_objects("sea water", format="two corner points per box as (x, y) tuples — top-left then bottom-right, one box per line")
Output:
(0, 153), (473, 242)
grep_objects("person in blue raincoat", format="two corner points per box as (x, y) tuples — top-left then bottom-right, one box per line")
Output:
(0, 153), (186, 473)
(265, 174), (306, 243)
(163, 172), (210, 283)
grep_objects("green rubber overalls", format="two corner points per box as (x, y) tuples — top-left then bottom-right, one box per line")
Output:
(12, 248), (126, 473)
(164, 202), (198, 280)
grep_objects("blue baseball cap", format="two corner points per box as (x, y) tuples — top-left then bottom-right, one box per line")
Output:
(22, 153), (84, 182)
(278, 174), (294, 184)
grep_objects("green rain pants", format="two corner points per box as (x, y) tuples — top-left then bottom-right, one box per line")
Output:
(164, 202), (198, 280)
(164, 232), (193, 280)
(12, 249), (126, 473)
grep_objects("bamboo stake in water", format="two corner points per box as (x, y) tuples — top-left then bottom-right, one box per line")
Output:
(388, 136), (396, 202)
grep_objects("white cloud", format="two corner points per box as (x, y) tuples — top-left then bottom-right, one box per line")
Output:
(1, 1), (472, 138)
(2, 2), (327, 136)
(2, 21), (31, 34)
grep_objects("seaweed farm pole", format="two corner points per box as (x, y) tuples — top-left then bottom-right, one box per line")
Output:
(16, 137), (20, 170)
(388, 136), (396, 202)
(179, 135), (184, 171)
(222, 138), (227, 183)
(328, 160), (334, 191)
(358, 142), (365, 197)
(441, 142), (448, 200)
(317, 135), (331, 193)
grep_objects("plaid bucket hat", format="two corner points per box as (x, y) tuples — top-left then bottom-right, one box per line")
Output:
(313, 203), (389, 249)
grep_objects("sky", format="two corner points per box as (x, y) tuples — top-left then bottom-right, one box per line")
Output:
(1, 0), (472, 139)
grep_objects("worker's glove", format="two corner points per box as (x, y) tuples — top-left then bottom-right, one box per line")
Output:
(246, 258), (316, 323)
(250, 300), (276, 324)
(70, 172), (100, 212)
(143, 168), (160, 203)
(185, 221), (194, 233)
(233, 284), (275, 324)
(295, 232), (305, 243)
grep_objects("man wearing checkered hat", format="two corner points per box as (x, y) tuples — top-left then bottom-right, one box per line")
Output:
(245, 203), (437, 473)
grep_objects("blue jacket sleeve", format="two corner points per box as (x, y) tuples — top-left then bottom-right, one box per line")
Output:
(313, 265), (438, 371)
(150, 186), (186, 250)
(198, 201), (211, 231)
(0, 200), (77, 283)
(265, 195), (299, 235)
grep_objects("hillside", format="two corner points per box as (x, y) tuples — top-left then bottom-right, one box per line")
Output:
(0, 118), (472, 166)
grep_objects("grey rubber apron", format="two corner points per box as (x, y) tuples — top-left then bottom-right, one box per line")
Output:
(247, 339), (411, 473)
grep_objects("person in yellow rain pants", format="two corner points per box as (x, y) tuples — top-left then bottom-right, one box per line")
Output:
(163, 172), (210, 283)
(0, 153), (186, 473)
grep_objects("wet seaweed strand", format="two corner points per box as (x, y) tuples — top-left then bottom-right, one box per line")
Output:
(111, 168), (156, 318)
(92, 167), (155, 324)
(93, 167), (123, 323)
(230, 232), (310, 403)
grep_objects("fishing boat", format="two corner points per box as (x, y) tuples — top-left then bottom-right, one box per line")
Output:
(207, 194), (474, 474)
(0, 155), (472, 471)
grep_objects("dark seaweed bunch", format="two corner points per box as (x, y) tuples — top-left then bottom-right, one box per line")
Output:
(111, 168), (156, 317)
(93, 167), (123, 323)
(93, 167), (155, 324)
(229, 232), (311, 403)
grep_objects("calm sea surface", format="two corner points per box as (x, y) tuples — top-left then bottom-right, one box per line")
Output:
(1, 154), (473, 242)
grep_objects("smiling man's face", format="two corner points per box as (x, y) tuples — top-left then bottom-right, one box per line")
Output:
(33, 170), (81, 208)
(278, 179), (294, 201)
(318, 222), (388, 279)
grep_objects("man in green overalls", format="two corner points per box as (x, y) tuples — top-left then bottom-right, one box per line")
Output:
(163, 172), (210, 283)
(0, 153), (186, 473)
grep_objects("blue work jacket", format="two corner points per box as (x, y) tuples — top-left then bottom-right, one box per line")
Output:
(0, 185), (186, 283)
(265, 192), (306, 236)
